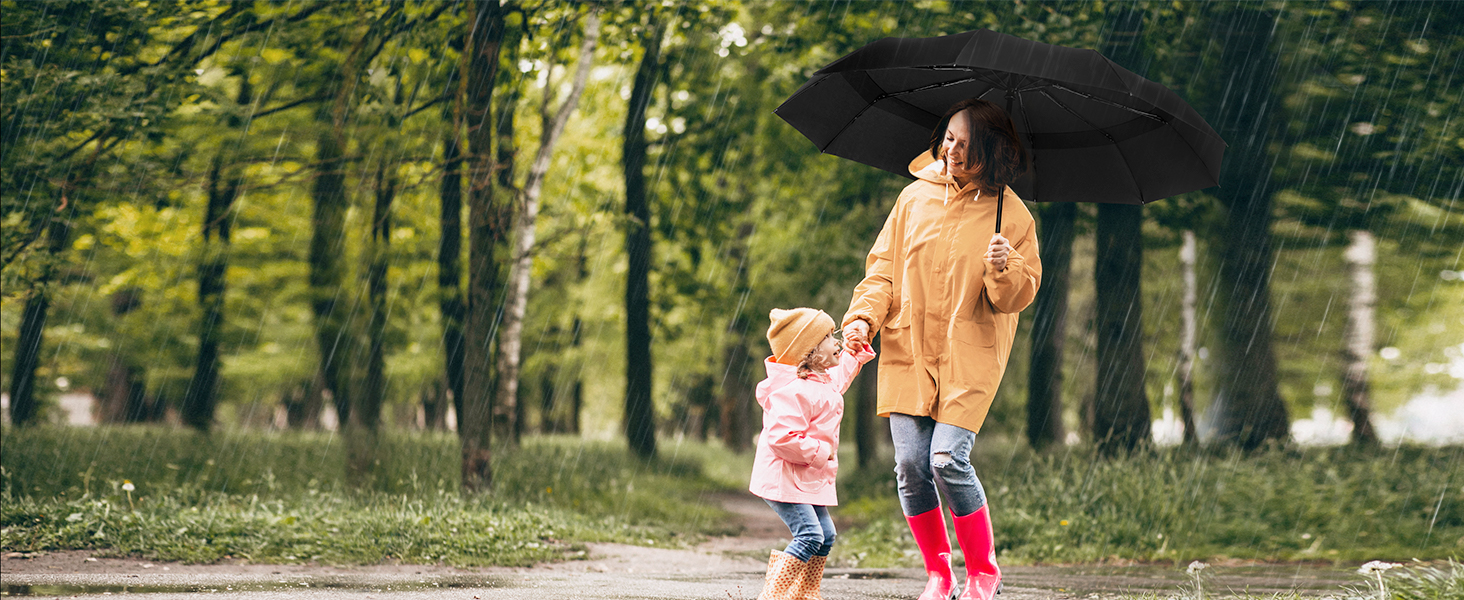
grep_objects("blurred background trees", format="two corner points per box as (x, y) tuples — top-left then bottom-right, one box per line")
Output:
(3, 0), (1461, 483)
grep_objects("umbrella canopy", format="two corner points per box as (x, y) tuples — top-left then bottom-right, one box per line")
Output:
(776, 28), (1226, 206)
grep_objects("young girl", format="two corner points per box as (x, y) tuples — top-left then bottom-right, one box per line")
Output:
(751, 308), (875, 600)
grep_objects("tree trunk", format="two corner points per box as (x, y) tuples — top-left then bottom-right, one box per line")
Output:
(490, 73), (520, 445)
(8, 212), (70, 426)
(495, 12), (600, 449)
(440, 133), (467, 425)
(718, 222), (756, 453)
(100, 288), (148, 424)
(1027, 202), (1073, 449)
(1204, 6), (1290, 449)
(1093, 204), (1152, 452)
(1177, 230), (1199, 445)
(461, 0), (509, 492)
(184, 151), (242, 431)
(348, 159), (396, 481)
(284, 379), (322, 429)
(101, 356), (148, 424)
(568, 315), (584, 435)
(423, 379), (449, 430)
(1087, 0), (1154, 454)
(622, 15), (665, 461)
(184, 74), (252, 432)
(310, 121), (353, 427)
(1341, 229), (1379, 445)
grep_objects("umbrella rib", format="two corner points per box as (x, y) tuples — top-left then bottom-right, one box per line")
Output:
(1048, 84), (1164, 122)
(1017, 91), (1039, 203)
(879, 70), (1016, 100)
(879, 75), (987, 99)
(1039, 89), (1147, 203)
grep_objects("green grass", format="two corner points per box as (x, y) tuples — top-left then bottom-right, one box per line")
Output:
(1, 427), (741, 565)
(6, 427), (1463, 570)
(834, 437), (1464, 567)
(1110, 561), (1462, 599)
(1385, 559), (1464, 600)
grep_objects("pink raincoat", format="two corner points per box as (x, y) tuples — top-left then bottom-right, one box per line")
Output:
(749, 346), (876, 506)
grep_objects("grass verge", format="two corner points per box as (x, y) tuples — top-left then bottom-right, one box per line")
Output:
(1111, 560), (1461, 599)
(2, 427), (741, 566)
(834, 438), (1464, 567)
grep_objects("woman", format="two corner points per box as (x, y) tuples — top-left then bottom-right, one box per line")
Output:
(842, 98), (1040, 600)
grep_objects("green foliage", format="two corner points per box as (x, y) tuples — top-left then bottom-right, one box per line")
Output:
(0, 0), (1460, 445)
(1111, 561), (1462, 600)
(0, 427), (739, 564)
(1383, 560), (1464, 600)
(835, 438), (1464, 567)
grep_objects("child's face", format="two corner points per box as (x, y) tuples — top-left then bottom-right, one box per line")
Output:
(808, 333), (841, 369)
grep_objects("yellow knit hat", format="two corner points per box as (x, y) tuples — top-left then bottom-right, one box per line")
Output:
(767, 308), (835, 366)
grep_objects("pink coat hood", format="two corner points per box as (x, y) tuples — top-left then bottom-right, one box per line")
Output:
(749, 345), (875, 506)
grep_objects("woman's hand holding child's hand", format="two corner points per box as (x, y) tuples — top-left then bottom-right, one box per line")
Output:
(842, 320), (869, 353)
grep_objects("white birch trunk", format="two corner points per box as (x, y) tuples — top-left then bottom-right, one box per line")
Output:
(1177, 230), (1199, 444)
(493, 12), (600, 442)
(1341, 229), (1378, 444)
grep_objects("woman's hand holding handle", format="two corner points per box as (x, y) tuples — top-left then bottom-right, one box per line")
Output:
(985, 233), (1011, 271)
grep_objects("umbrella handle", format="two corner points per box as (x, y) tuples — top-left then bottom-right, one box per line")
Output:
(999, 91), (1014, 235)
(996, 194), (1003, 235)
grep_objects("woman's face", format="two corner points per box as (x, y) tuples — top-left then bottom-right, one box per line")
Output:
(942, 110), (973, 180)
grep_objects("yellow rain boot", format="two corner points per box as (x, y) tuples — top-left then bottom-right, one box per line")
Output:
(758, 549), (808, 600)
(797, 554), (827, 600)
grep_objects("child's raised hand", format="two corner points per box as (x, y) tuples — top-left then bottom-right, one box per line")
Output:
(842, 320), (869, 353)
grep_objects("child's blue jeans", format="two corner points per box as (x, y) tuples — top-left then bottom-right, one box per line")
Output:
(763, 499), (836, 562)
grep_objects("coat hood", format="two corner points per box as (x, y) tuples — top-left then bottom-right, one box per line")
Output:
(909, 150), (955, 185)
(755, 358), (800, 411)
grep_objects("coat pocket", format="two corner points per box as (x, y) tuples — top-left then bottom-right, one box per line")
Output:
(879, 321), (916, 366)
(953, 317), (996, 349)
(787, 460), (833, 494)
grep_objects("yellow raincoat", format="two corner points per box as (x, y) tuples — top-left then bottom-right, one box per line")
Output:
(843, 151), (1042, 434)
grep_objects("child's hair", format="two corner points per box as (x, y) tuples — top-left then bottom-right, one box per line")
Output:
(796, 332), (837, 379)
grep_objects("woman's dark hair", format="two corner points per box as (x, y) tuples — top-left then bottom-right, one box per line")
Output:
(928, 98), (1030, 194)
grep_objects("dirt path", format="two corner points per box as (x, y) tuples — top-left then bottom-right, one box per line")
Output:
(0, 492), (1361, 599)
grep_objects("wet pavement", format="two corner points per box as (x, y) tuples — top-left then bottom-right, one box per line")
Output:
(0, 494), (1369, 599)
(0, 552), (1368, 599)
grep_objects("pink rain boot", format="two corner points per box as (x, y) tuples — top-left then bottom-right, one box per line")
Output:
(906, 507), (959, 600)
(951, 505), (1002, 600)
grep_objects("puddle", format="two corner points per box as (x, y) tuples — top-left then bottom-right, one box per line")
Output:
(0, 576), (509, 596)
(1003, 564), (1361, 596)
(828, 570), (902, 580)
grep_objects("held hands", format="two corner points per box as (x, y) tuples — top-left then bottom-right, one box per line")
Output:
(842, 319), (870, 354)
(985, 233), (1012, 271)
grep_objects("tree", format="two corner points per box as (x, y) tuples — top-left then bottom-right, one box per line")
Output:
(1175, 230), (1200, 445)
(621, 9), (666, 461)
(310, 3), (406, 431)
(183, 72), (251, 431)
(1340, 230), (1379, 444)
(1027, 203), (1074, 449)
(2, 1), (269, 425)
(461, 0), (510, 491)
(494, 8), (601, 449)
(440, 83), (468, 430)
(1193, 4), (1290, 449)
(1272, 2), (1464, 445)
(1090, 2), (1152, 452)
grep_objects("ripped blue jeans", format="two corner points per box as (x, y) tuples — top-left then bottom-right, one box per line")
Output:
(890, 413), (988, 517)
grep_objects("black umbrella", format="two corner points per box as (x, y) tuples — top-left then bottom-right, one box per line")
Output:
(776, 28), (1226, 232)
